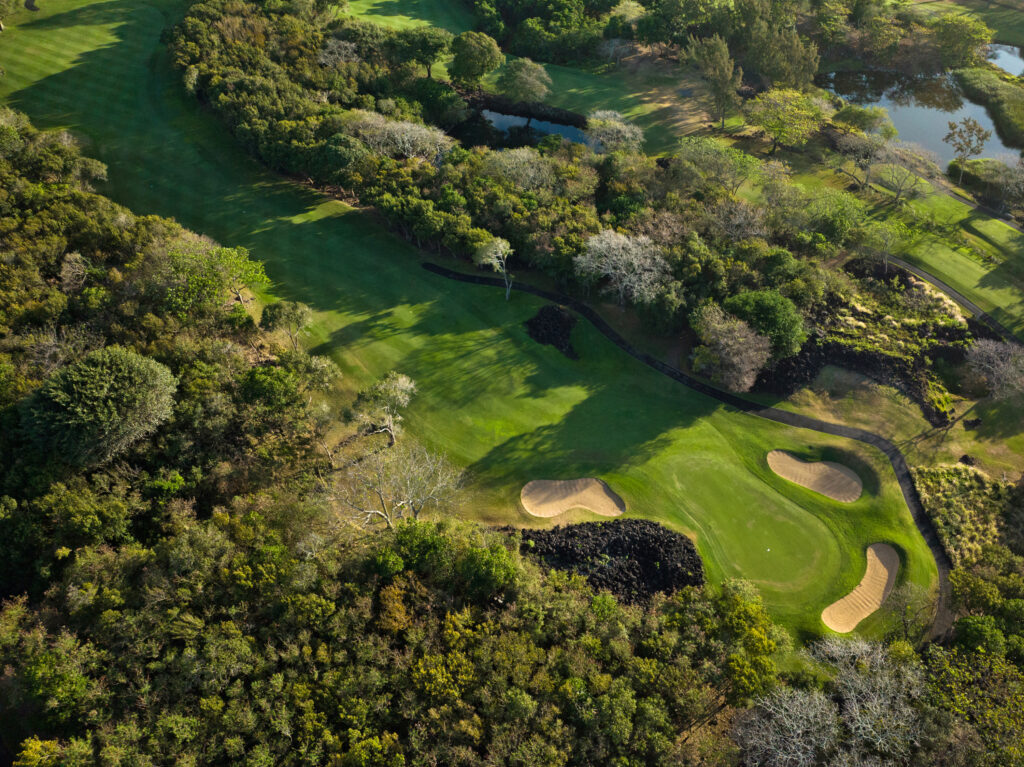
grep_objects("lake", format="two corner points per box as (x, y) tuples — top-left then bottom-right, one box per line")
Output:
(481, 110), (587, 144)
(990, 44), (1024, 77)
(819, 71), (1020, 167)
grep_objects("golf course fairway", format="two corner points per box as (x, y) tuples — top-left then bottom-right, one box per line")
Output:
(0, 0), (938, 637)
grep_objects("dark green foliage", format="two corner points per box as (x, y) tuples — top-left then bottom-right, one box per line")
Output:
(724, 290), (807, 358)
(0, 515), (777, 765)
(0, 108), (330, 597)
(24, 347), (177, 466)
(470, 0), (610, 63)
(449, 30), (504, 87)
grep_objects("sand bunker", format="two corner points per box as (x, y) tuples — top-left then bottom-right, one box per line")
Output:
(822, 543), (900, 633)
(767, 450), (863, 503)
(520, 478), (625, 518)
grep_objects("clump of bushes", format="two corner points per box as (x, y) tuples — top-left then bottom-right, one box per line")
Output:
(913, 464), (1022, 566)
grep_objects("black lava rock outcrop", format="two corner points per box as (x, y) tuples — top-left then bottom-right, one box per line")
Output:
(515, 519), (704, 603)
(525, 304), (578, 359)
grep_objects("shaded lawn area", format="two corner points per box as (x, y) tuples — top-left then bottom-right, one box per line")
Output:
(0, 0), (938, 637)
(915, 0), (1024, 47)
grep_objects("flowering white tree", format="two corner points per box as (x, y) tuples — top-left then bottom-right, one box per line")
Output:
(347, 111), (454, 160)
(482, 147), (555, 191)
(967, 339), (1024, 400)
(573, 230), (668, 306)
(585, 110), (644, 154)
(474, 237), (514, 300)
(351, 371), (418, 446)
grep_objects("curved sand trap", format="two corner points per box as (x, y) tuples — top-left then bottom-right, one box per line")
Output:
(767, 450), (863, 503)
(822, 543), (900, 633)
(520, 478), (625, 518)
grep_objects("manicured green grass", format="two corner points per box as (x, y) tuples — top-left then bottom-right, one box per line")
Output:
(347, 0), (475, 33)
(916, 0), (1024, 47)
(0, 0), (937, 637)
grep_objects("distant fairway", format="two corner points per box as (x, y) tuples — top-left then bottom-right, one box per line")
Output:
(346, 0), (708, 153)
(0, 0), (937, 636)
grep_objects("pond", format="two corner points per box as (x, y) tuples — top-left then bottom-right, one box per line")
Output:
(990, 44), (1024, 77)
(481, 109), (587, 145)
(818, 71), (1020, 167)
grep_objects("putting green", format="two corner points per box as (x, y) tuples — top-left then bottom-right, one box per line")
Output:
(0, 0), (937, 636)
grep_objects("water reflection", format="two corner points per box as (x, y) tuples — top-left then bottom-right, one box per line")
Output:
(990, 44), (1024, 77)
(818, 71), (1017, 166)
(481, 110), (587, 144)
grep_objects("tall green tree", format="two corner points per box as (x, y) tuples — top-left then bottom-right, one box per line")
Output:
(687, 34), (742, 129)
(24, 347), (177, 466)
(495, 57), (552, 105)
(932, 12), (993, 68)
(260, 301), (313, 351)
(449, 31), (504, 88)
(745, 89), (830, 154)
(724, 290), (806, 357)
(945, 116), (991, 184)
(396, 27), (453, 78)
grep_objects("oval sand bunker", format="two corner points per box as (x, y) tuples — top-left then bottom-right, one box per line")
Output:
(767, 450), (863, 503)
(822, 543), (900, 633)
(520, 479), (625, 518)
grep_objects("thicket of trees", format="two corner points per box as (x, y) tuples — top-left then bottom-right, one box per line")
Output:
(0, 106), (788, 767)
(3, 5), (1024, 758)
(169, 0), (978, 411)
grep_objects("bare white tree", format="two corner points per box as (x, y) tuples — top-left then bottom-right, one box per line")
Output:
(482, 147), (555, 191)
(707, 198), (768, 242)
(573, 230), (668, 306)
(734, 686), (841, 767)
(59, 252), (87, 294)
(351, 371), (418, 446)
(875, 142), (938, 206)
(346, 111), (454, 160)
(811, 638), (925, 762)
(692, 304), (771, 392)
(737, 640), (927, 767)
(585, 110), (644, 154)
(967, 338), (1024, 400)
(474, 237), (514, 300)
(338, 442), (462, 529)
(318, 37), (360, 67)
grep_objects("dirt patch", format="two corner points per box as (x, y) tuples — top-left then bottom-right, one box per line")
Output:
(520, 478), (624, 517)
(525, 305), (578, 359)
(514, 519), (704, 602)
(767, 450), (864, 503)
(822, 543), (901, 632)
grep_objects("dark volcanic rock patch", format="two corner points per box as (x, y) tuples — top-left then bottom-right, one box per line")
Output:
(525, 304), (578, 359)
(515, 519), (704, 603)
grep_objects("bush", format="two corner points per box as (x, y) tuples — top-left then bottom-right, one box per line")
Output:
(24, 347), (177, 466)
